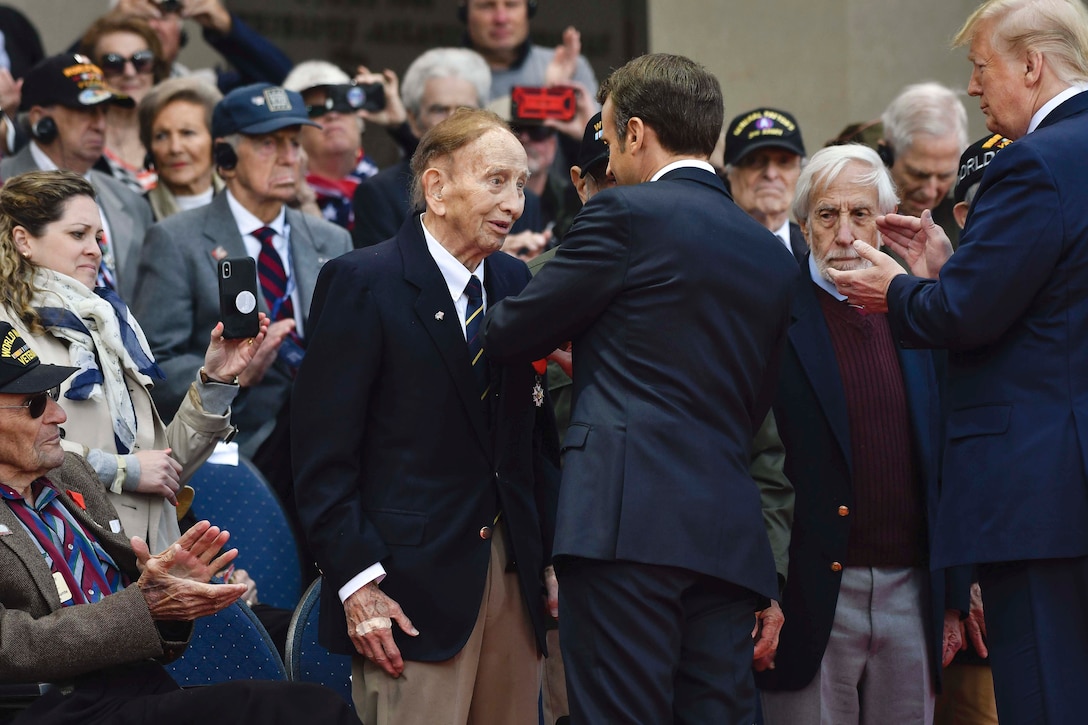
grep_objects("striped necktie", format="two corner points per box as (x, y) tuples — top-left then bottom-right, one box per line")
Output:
(252, 226), (295, 322)
(464, 275), (490, 404)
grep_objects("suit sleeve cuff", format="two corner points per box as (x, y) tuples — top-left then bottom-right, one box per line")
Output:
(338, 563), (387, 603)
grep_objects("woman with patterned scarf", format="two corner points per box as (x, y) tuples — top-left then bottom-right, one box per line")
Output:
(0, 170), (268, 554)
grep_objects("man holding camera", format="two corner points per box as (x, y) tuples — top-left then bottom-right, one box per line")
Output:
(132, 83), (351, 519)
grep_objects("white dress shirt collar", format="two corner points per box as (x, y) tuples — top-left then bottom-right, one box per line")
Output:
(650, 159), (716, 182)
(420, 214), (487, 309)
(226, 190), (287, 238)
(1028, 83), (1088, 134)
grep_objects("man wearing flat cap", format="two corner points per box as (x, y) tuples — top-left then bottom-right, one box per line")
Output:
(0, 321), (359, 724)
(1, 53), (153, 302)
(132, 82), (351, 519)
(724, 107), (808, 260)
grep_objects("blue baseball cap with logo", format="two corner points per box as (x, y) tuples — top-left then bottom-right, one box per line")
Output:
(212, 83), (320, 138)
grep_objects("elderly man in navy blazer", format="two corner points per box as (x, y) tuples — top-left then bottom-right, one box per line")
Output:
(484, 54), (798, 724)
(292, 108), (559, 725)
(830, 1), (1088, 721)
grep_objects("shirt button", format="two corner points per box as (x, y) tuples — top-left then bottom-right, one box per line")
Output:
(67, 544), (74, 550)
(838, 505), (850, 517)
(830, 562), (843, 572)
(479, 526), (493, 540)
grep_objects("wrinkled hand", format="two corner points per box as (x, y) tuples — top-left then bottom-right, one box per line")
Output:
(183, 0), (232, 33)
(752, 599), (784, 671)
(133, 520), (245, 620)
(0, 69), (22, 120)
(229, 568), (259, 606)
(876, 209), (953, 279)
(965, 582), (987, 657)
(943, 609), (966, 666)
(238, 318), (296, 387)
(202, 313), (270, 382)
(543, 81), (598, 141)
(502, 229), (550, 261)
(547, 345), (572, 378)
(344, 582), (419, 677)
(133, 448), (183, 505)
(544, 566), (559, 620)
(355, 66), (407, 127)
(544, 26), (583, 87)
(825, 242), (905, 313)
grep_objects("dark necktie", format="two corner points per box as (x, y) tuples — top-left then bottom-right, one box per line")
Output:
(464, 275), (490, 404)
(252, 226), (295, 322)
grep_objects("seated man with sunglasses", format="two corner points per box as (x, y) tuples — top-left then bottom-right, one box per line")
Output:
(0, 321), (360, 725)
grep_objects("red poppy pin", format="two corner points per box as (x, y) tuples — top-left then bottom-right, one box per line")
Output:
(66, 490), (87, 510)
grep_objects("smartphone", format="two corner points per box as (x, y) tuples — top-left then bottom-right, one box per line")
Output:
(511, 86), (577, 122)
(338, 82), (386, 113)
(155, 0), (183, 13)
(217, 258), (260, 339)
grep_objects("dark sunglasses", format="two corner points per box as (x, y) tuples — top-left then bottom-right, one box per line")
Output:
(512, 125), (556, 142)
(0, 386), (60, 419)
(98, 50), (155, 76)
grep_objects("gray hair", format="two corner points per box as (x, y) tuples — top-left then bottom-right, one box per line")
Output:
(881, 82), (969, 156)
(792, 144), (899, 224)
(400, 48), (491, 117)
(954, 0), (1088, 84)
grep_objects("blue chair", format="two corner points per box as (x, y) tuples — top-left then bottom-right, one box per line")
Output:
(166, 600), (287, 686)
(285, 579), (353, 704)
(188, 457), (304, 610)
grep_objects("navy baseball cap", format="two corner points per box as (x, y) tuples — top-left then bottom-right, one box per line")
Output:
(576, 112), (608, 178)
(724, 108), (805, 166)
(212, 83), (320, 138)
(0, 322), (77, 394)
(20, 53), (133, 112)
(954, 133), (1012, 204)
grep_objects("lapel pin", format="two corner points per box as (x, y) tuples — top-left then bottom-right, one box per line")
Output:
(211, 246), (229, 262)
(435, 311), (445, 321)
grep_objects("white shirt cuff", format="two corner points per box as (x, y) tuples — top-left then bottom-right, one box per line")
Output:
(338, 563), (387, 603)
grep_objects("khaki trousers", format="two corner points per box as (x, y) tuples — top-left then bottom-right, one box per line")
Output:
(352, 523), (541, 725)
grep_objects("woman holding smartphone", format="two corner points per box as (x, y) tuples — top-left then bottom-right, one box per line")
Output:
(0, 170), (268, 552)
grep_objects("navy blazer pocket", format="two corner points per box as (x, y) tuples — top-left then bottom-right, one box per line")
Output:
(947, 404), (1012, 439)
(562, 423), (590, 451)
(366, 509), (428, 546)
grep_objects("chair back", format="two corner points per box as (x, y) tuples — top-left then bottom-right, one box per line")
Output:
(285, 579), (353, 703)
(166, 600), (287, 685)
(189, 458), (304, 610)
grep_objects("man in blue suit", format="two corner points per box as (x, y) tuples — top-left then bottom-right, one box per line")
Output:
(292, 108), (558, 725)
(829, 1), (1088, 721)
(484, 53), (799, 724)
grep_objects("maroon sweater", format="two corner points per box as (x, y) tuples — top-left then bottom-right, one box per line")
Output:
(817, 287), (925, 567)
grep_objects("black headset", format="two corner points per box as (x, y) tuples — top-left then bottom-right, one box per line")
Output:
(213, 141), (237, 171)
(876, 140), (895, 168)
(457, 0), (538, 23)
(32, 116), (58, 145)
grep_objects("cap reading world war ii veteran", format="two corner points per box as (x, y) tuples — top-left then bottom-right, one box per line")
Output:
(954, 132), (1013, 204)
(724, 108), (806, 166)
(20, 53), (134, 112)
(0, 322), (77, 394)
(576, 111), (608, 177)
(212, 82), (321, 138)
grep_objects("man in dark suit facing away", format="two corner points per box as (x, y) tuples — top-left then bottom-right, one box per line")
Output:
(484, 53), (799, 724)
(292, 108), (559, 725)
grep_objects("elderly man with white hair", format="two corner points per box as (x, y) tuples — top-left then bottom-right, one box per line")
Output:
(830, 1), (1088, 721)
(757, 143), (970, 725)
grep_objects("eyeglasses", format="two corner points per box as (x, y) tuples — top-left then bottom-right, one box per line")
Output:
(512, 125), (556, 142)
(98, 50), (155, 76)
(0, 386), (60, 419)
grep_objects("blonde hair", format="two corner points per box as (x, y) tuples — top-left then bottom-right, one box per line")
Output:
(0, 171), (97, 331)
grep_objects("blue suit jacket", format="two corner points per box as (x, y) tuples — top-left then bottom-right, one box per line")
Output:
(291, 215), (559, 660)
(758, 269), (969, 691)
(485, 167), (798, 600)
(887, 92), (1088, 569)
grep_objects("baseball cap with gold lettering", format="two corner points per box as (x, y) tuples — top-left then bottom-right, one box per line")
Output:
(954, 133), (1012, 204)
(20, 53), (134, 112)
(0, 322), (77, 394)
(723, 108), (806, 166)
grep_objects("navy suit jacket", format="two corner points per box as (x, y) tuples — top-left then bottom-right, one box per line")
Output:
(484, 166), (798, 600)
(887, 92), (1088, 569)
(757, 268), (969, 691)
(291, 215), (559, 660)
